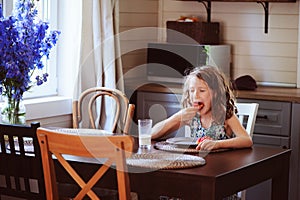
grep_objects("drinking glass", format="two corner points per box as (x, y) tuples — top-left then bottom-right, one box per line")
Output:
(138, 119), (152, 149)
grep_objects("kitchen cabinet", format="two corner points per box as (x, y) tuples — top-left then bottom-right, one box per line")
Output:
(133, 86), (300, 200)
(237, 98), (295, 200)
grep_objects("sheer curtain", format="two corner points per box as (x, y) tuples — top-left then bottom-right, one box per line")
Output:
(75, 0), (123, 94)
(71, 0), (123, 129)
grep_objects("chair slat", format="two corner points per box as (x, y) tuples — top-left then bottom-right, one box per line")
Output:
(0, 122), (46, 199)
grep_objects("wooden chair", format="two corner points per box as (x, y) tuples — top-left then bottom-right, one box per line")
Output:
(73, 87), (135, 134)
(236, 102), (259, 137)
(0, 122), (46, 200)
(236, 102), (259, 200)
(37, 127), (134, 200)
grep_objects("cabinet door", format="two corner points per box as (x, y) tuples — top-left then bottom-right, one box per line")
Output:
(137, 91), (184, 139)
(238, 98), (291, 148)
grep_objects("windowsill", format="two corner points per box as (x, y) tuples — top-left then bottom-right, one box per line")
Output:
(24, 96), (72, 120)
(9, 96), (73, 121)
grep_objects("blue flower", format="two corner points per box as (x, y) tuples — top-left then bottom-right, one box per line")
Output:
(0, 0), (60, 101)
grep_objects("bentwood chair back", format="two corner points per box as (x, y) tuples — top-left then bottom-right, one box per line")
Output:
(37, 127), (134, 200)
(73, 87), (135, 134)
(0, 122), (46, 200)
(235, 102), (259, 137)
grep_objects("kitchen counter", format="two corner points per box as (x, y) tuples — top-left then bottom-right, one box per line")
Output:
(235, 86), (300, 103)
(131, 83), (300, 103)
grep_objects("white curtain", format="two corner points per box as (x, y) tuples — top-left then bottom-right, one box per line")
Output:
(75, 0), (123, 94)
(73, 0), (124, 129)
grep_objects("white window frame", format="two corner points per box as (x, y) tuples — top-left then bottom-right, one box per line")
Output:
(1, 0), (72, 121)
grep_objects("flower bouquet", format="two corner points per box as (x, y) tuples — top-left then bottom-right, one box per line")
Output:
(0, 0), (60, 124)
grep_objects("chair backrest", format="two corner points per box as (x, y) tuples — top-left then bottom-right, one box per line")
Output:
(73, 87), (135, 134)
(235, 103), (259, 137)
(0, 122), (46, 200)
(37, 127), (134, 200)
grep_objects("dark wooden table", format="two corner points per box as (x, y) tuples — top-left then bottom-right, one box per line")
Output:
(55, 145), (291, 200)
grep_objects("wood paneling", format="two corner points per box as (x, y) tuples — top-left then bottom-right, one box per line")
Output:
(120, 0), (158, 13)
(159, 0), (299, 85)
(224, 27), (298, 43)
(233, 55), (296, 71)
(163, 1), (298, 14)
(120, 13), (158, 27)
(119, 0), (159, 79)
(27, 114), (72, 128)
(120, 0), (299, 86)
(121, 49), (148, 74)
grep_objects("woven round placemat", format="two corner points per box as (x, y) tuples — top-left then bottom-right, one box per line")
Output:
(126, 152), (205, 169)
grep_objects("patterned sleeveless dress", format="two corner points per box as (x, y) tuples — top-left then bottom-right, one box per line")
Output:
(189, 113), (231, 140)
(190, 114), (239, 200)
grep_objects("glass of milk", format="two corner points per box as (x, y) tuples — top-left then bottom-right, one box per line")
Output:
(138, 119), (152, 149)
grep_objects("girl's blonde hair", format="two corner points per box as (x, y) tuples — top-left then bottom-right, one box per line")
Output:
(181, 65), (236, 124)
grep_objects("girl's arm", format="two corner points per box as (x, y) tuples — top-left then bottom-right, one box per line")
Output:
(151, 107), (198, 139)
(197, 114), (253, 150)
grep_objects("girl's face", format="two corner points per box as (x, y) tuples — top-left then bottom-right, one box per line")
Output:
(188, 76), (212, 114)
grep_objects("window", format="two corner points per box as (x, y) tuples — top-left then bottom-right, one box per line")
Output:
(2, 0), (58, 99)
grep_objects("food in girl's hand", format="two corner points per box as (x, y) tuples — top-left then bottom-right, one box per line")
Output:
(197, 136), (211, 144)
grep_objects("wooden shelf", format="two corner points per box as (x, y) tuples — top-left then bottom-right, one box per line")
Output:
(177, 0), (296, 33)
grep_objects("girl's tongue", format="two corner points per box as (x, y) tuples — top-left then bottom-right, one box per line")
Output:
(194, 102), (204, 110)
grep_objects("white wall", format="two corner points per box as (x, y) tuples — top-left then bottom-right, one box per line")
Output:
(120, 0), (299, 87)
(27, 114), (72, 128)
(119, 0), (159, 79)
(159, 0), (299, 87)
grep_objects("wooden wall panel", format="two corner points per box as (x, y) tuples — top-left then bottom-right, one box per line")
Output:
(233, 55), (296, 72)
(159, 0), (299, 86)
(162, 1), (298, 14)
(120, 0), (158, 13)
(27, 114), (72, 128)
(120, 0), (299, 86)
(120, 13), (158, 27)
(234, 68), (297, 84)
(224, 27), (297, 43)
(121, 49), (147, 74)
(119, 0), (159, 79)
(231, 42), (297, 57)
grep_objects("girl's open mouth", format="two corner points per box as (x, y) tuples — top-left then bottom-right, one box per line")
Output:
(193, 102), (204, 110)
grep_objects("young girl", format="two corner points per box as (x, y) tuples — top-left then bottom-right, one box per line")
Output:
(151, 65), (253, 151)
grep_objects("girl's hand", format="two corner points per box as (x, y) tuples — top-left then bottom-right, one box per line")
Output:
(196, 136), (217, 150)
(176, 107), (198, 124)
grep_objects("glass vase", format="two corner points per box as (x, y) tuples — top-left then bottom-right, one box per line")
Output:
(1, 97), (26, 124)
